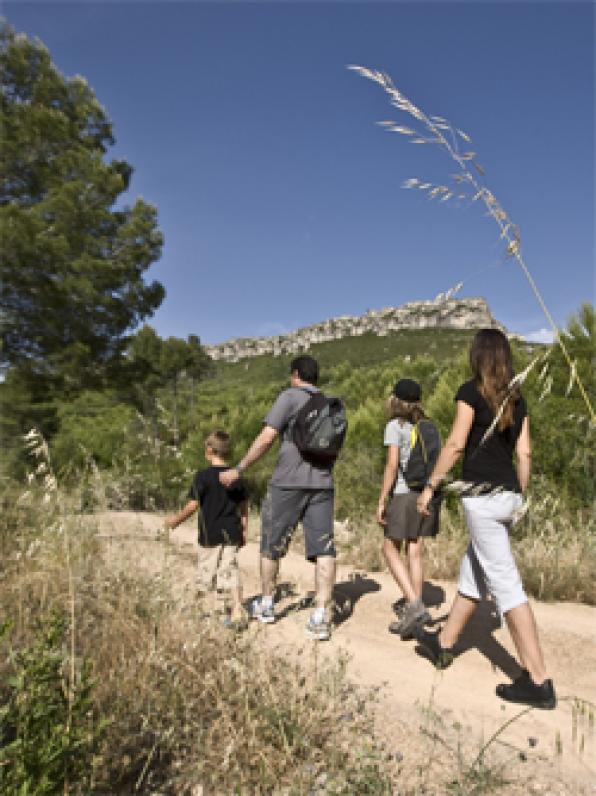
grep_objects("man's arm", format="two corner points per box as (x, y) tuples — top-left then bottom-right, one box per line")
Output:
(219, 425), (278, 487)
(165, 500), (199, 530)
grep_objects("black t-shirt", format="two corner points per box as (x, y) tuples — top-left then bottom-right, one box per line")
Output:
(188, 466), (247, 547)
(455, 380), (527, 493)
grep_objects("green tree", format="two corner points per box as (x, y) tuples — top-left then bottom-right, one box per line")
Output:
(0, 24), (164, 390)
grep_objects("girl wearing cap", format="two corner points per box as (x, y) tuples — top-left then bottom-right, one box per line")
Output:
(416, 328), (555, 709)
(376, 378), (439, 640)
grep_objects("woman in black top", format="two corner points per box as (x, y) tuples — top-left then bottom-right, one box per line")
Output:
(416, 329), (555, 709)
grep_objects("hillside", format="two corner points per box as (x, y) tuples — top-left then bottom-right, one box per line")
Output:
(207, 327), (480, 387)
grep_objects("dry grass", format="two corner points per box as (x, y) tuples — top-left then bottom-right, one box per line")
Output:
(349, 65), (595, 423)
(0, 485), (394, 794)
(336, 494), (595, 605)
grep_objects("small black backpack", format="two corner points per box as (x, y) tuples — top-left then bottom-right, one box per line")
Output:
(401, 418), (441, 491)
(292, 391), (347, 467)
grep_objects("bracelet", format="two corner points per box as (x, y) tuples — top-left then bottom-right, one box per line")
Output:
(235, 463), (244, 474)
(425, 480), (435, 492)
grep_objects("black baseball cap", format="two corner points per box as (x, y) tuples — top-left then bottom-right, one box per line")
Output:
(393, 378), (421, 402)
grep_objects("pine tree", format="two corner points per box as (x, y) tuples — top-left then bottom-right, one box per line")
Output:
(0, 24), (164, 390)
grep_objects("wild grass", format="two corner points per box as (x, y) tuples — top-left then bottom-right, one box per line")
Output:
(0, 478), (394, 794)
(348, 65), (595, 423)
(336, 489), (595, 605)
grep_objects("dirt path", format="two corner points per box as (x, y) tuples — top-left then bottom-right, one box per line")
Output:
(96, 511), (596, 794)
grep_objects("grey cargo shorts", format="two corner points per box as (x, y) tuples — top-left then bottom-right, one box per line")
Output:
(260, 485), (335, 562)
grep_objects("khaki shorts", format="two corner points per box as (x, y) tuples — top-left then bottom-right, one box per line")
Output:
(196, 544), (240, 594)
(385, 492), (439, 540)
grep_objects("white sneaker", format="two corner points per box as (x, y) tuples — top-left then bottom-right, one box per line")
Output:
(305, 615), (331, 641)
(249, 598), (275, 624)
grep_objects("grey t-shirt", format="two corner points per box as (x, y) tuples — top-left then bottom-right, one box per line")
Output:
(265, 386), (334, 490)
(384, 419), (412, 495)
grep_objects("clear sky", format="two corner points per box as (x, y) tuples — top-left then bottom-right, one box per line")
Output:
(5, 1), (595, 345)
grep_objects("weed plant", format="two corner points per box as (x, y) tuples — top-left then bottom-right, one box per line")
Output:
(0, 476), (394, 794)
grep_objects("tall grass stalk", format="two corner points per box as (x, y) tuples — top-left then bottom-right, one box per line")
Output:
(348, 65), (595, 422)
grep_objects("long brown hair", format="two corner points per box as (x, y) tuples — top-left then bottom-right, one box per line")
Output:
(386, 395), (425, 424)
(469, 329), (519, 431)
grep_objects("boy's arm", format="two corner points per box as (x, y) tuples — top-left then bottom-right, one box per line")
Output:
(165, 500), (199, 530)
(239, 500), (249, 546)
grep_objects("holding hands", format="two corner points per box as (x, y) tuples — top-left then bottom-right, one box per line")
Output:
(219, 468), (241, 488)
(416, 486), (434, 517)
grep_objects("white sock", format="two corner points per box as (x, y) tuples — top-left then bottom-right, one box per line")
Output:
(261, 595), (273, 609)
(312, 607), (325, 624)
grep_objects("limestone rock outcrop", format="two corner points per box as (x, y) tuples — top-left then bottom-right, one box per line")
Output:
(204, 298), (503, 363)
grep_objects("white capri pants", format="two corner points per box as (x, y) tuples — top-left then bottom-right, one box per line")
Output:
(458, 492), (527, 615)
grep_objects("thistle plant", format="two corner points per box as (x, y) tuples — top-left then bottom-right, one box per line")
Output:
(348, 65), (594, 422)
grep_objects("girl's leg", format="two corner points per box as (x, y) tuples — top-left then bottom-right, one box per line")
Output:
(383, 537), (417, 603)
(406, 537), (425, 600)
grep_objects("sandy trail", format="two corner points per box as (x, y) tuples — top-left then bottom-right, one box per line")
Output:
(96, 511), (596, 794)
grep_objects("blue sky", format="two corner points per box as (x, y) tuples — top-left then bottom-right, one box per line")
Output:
(5, 1), (594, 345)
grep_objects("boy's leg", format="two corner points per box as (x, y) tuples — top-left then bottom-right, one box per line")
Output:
(197, 546), (219, 613)
(215, 545), (243, 621)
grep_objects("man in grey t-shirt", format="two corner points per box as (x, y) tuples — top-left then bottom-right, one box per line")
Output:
(220, 355), (335, 640)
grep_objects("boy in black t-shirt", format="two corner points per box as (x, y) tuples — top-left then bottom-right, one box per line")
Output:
(165, 430), (248, 627)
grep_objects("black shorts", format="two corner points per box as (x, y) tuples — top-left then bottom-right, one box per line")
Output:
(385, 492), (439, 541)
(260, 485), (335, 562)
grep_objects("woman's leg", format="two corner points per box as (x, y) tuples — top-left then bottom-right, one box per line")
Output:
(439, 592), (478, 647)
(463, 494), (550, 683)
(383, 537), (416, 603)
(406, 537), (425, 600)
(504, 602), (548, 684)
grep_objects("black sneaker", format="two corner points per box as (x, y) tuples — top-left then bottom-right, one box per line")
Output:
(416, 629), (455, 670)
(496, 671), (557, 710)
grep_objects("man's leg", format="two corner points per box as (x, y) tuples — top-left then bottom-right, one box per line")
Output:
(255, 486), (303, 622)
(314, 554), (336, 615)
(303, 490), (335, 638)
(260, 555), (280, 600)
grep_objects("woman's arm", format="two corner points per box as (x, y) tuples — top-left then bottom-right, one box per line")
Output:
(515, 416), (531, 493)
(417, 401), (474, 515)
(377, 444), (399, 525)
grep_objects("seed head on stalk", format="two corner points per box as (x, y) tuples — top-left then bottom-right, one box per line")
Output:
(348, 65), (594, 422)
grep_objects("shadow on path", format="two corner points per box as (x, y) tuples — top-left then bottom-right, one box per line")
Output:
(333, 573), (381, 626)
(416, 598), (522, 679)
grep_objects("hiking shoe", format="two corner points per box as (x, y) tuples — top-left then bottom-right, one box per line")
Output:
(394, 599), (430, 640)
(390, 610), (432, 639)
(249, 598), (275, 624)
(392, 597), (408, 618)
(305, 616), (331, 641)
(416, 629), (455, 670)
(496, 671), (557, 710)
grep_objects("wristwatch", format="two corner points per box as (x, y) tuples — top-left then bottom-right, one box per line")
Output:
(425, 480), (435, 492)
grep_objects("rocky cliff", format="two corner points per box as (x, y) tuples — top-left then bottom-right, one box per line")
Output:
(205, 297), (503, 362)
